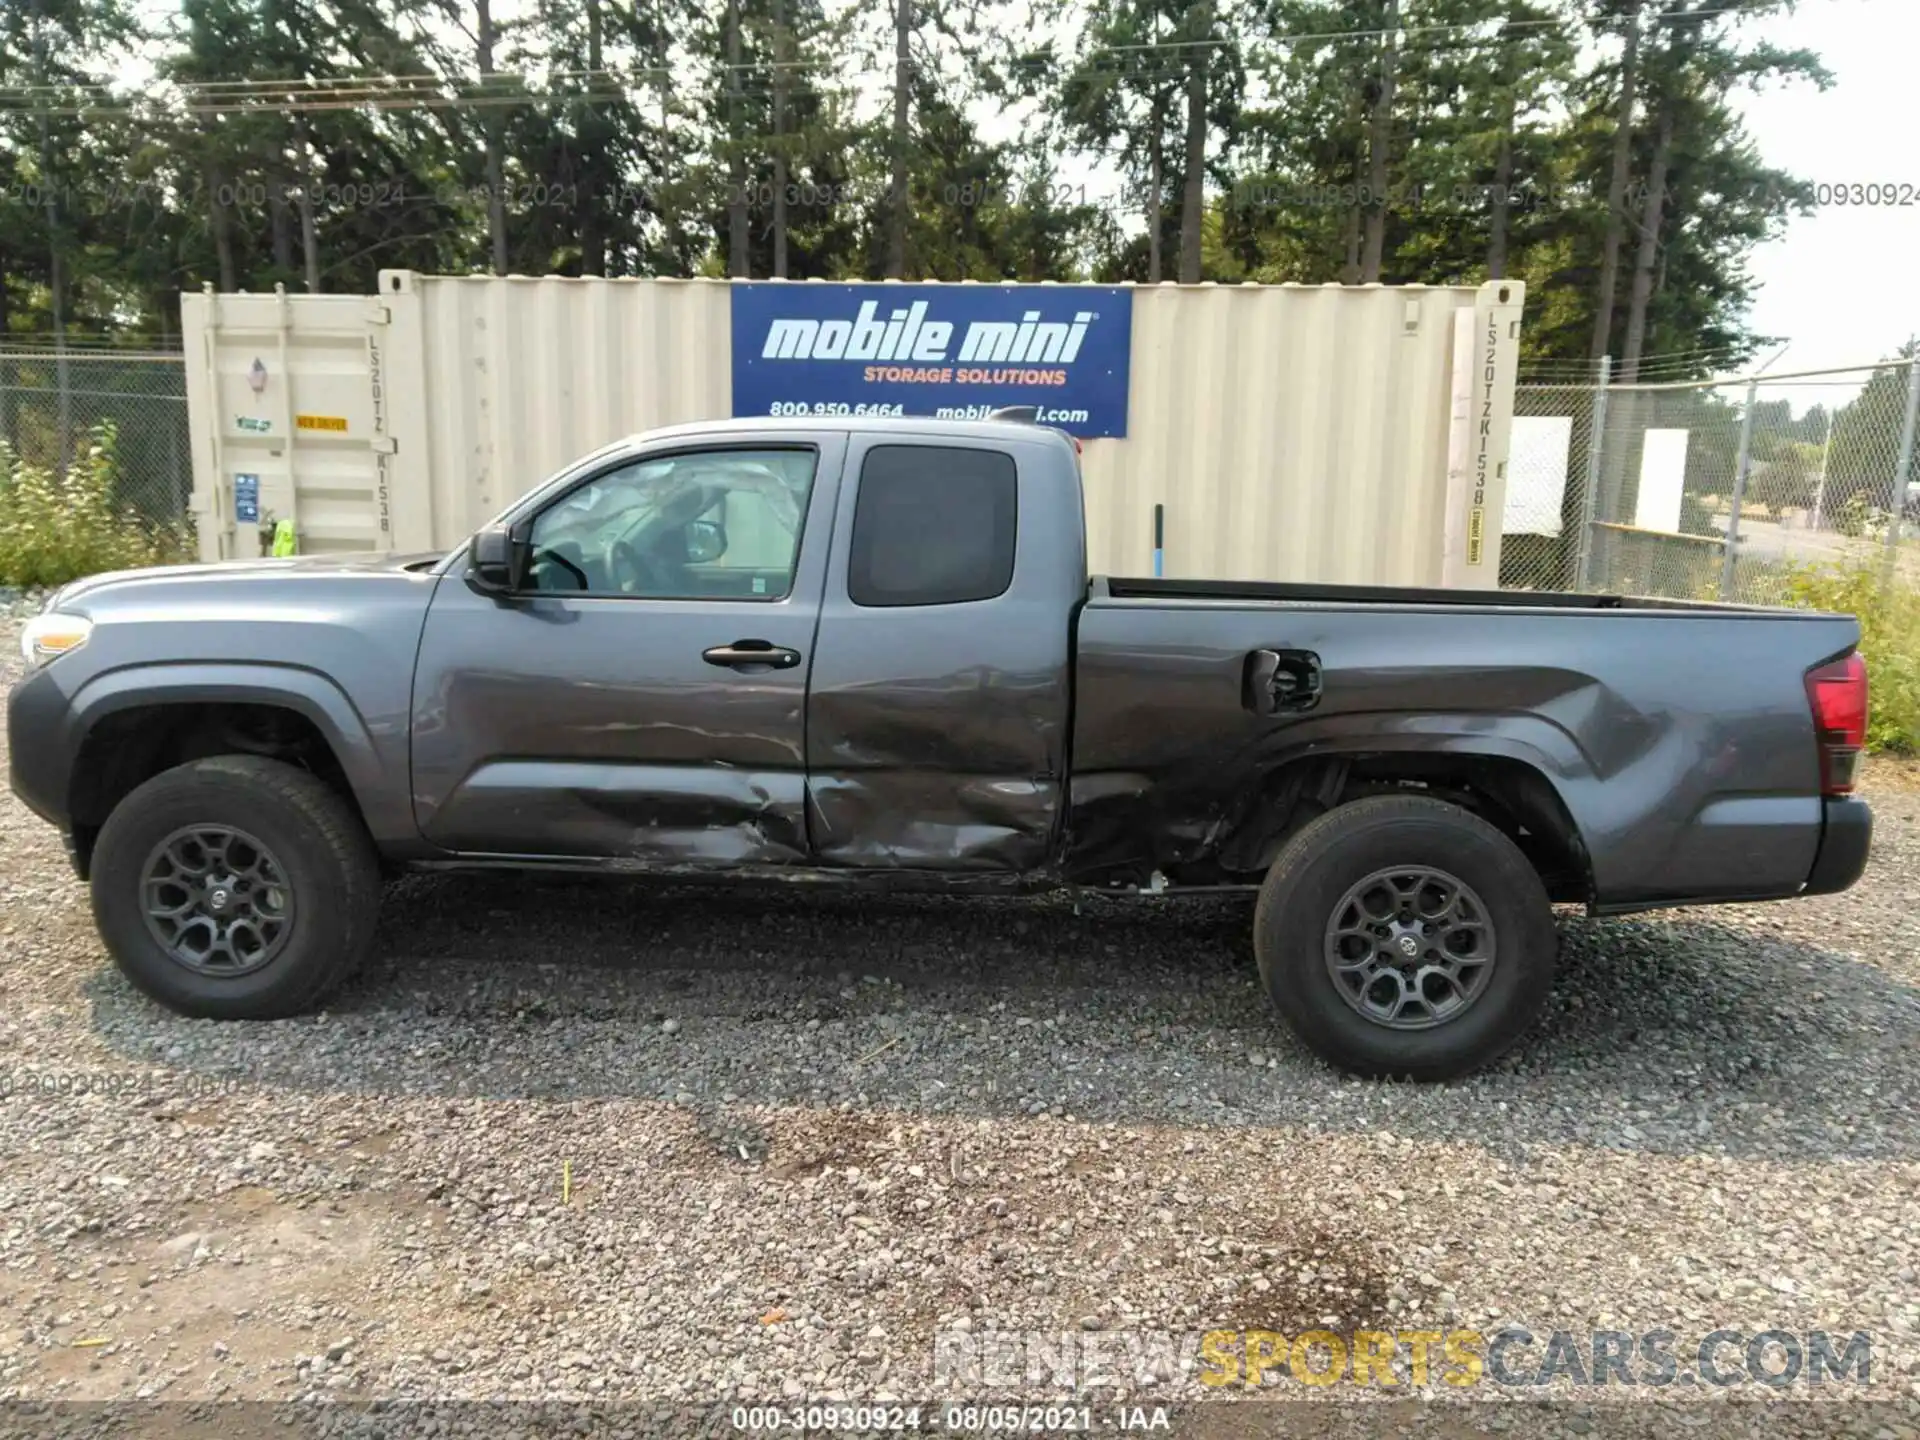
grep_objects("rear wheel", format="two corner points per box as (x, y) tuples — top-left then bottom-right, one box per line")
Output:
(90, 756), (381, 1019)
(1253, 794), (1556, 1080)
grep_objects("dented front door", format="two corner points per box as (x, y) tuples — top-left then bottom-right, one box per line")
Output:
(410, 434), (845, 862)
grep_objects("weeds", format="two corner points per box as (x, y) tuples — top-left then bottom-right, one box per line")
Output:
(0, 425), (192, 589)
(1783, 561), (1920, 754)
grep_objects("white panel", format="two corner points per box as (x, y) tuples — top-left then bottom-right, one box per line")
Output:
(1635, 429), (1690, 533)
(411, 273), (734, 539)
(1437, 293), (1525, 586)
(182, 286), (382, 560)
(1441, 310), (1477, 585)
(187, 275), (1527, 586)
(1085, 280), (1523, 586)
(1506, 416), (1575, 536)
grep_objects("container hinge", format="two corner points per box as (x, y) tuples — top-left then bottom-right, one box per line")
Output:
(364, 301), (391, 325)
(370, 436), (398, 455)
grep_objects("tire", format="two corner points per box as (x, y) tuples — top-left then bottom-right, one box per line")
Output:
(90, 755), (382, 1020)
(1252, 794), (1556, 1081)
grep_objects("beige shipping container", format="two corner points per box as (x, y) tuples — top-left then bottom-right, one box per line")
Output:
(182, 272), (1523, 587)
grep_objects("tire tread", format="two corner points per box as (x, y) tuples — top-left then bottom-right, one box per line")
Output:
(1253, 793), (1556, 1079)
(91, 755), (381, 1018)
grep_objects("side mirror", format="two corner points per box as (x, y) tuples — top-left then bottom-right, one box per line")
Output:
(468, 523), (527, 594)
(685, 517), (727, 564)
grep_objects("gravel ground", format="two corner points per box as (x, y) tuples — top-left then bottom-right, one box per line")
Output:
(0, 620), (1917, 1437)
(0, 591), (49, 623)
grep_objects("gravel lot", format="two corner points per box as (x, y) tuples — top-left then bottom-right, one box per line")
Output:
(0, 617), (1917, 1437)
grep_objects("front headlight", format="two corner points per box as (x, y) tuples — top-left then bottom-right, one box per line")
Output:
(19, 612), (92, 668)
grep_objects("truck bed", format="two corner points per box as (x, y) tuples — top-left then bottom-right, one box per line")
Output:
(1069, 576), (1861, 908)
(1094, 575), (1795, 613)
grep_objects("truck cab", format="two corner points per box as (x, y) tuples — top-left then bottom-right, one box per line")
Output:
(415, 417), (1085, 873)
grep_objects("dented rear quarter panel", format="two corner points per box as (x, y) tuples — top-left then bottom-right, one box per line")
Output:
(1065, 596), (1861, 906)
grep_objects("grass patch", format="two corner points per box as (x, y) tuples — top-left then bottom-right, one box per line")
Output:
(1780, 561), (1920, 754)
(0, 425), (193, 589)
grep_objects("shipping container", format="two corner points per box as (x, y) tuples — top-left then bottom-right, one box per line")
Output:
(181, 272), (1524, 586)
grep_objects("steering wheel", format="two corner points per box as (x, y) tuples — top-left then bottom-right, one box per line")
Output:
(607, 536), (673, 595)
(607, 480), (716, 595)
(534, 546), (589, 591)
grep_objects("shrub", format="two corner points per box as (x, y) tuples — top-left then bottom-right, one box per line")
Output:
(1831, 492), (1881, 539)
(0, 425), (192, 589)
(1783, 561), (1920, 754)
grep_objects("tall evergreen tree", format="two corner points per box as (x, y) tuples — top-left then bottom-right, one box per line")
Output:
(0, 0), (1851, 371)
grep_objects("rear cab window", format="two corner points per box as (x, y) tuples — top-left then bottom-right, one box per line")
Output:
(847, 444), (1017, 608)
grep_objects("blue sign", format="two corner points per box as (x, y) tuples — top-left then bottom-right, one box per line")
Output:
(233, 473), (259, 524)
(731, 283), (1132, 438)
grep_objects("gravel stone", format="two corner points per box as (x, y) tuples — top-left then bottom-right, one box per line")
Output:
(0, 585), (51, 620)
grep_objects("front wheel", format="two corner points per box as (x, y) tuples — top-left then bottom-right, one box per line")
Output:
(1253, 794), (1557, 1080)
(90, 755), (382, 1019)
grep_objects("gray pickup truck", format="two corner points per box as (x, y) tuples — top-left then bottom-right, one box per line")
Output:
(8, 415), (1873, 1078)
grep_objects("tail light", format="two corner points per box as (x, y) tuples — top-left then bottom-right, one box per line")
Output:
(1804, 651), (1867, 795)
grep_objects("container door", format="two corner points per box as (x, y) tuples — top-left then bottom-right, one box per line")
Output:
(182, 290), (398, 559)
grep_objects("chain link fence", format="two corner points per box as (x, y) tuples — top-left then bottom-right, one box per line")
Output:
(0, 348), (194, 526)
(1504, 356), (1920, 603)
(2, 342), (1916, 605)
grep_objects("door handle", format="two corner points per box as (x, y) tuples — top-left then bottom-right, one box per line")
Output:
(1244, 648), (1322, 715)
(703, 639), (802, 670)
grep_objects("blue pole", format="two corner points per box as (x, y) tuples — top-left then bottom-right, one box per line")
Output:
(1152, 503), (1164, 577)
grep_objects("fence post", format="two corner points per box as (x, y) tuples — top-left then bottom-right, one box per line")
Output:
(1719, 378), (1759, 601)
(55, 339), (70, 481)
(1809, 404), (1836, 531)
(1881, 351), (1920, 582)
(1574, 355), (1609, 589)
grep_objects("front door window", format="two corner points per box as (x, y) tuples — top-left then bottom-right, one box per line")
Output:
(526, 448), (818, 600)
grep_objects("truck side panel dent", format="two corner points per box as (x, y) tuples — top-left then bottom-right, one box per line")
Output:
(408, 430), (850, 864)
(426, 761), (810, 861)
(804, 430), (1082, 871)
(805, 772), (1056, 869)
(1064, 726), (1586, 885)
(1068, 599), (1859, 906)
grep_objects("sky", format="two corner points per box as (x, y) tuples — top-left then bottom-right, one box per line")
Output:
(1733, 0), (1920, 390)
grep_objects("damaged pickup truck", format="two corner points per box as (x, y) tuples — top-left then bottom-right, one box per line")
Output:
(7, 416), (1874, 1078)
